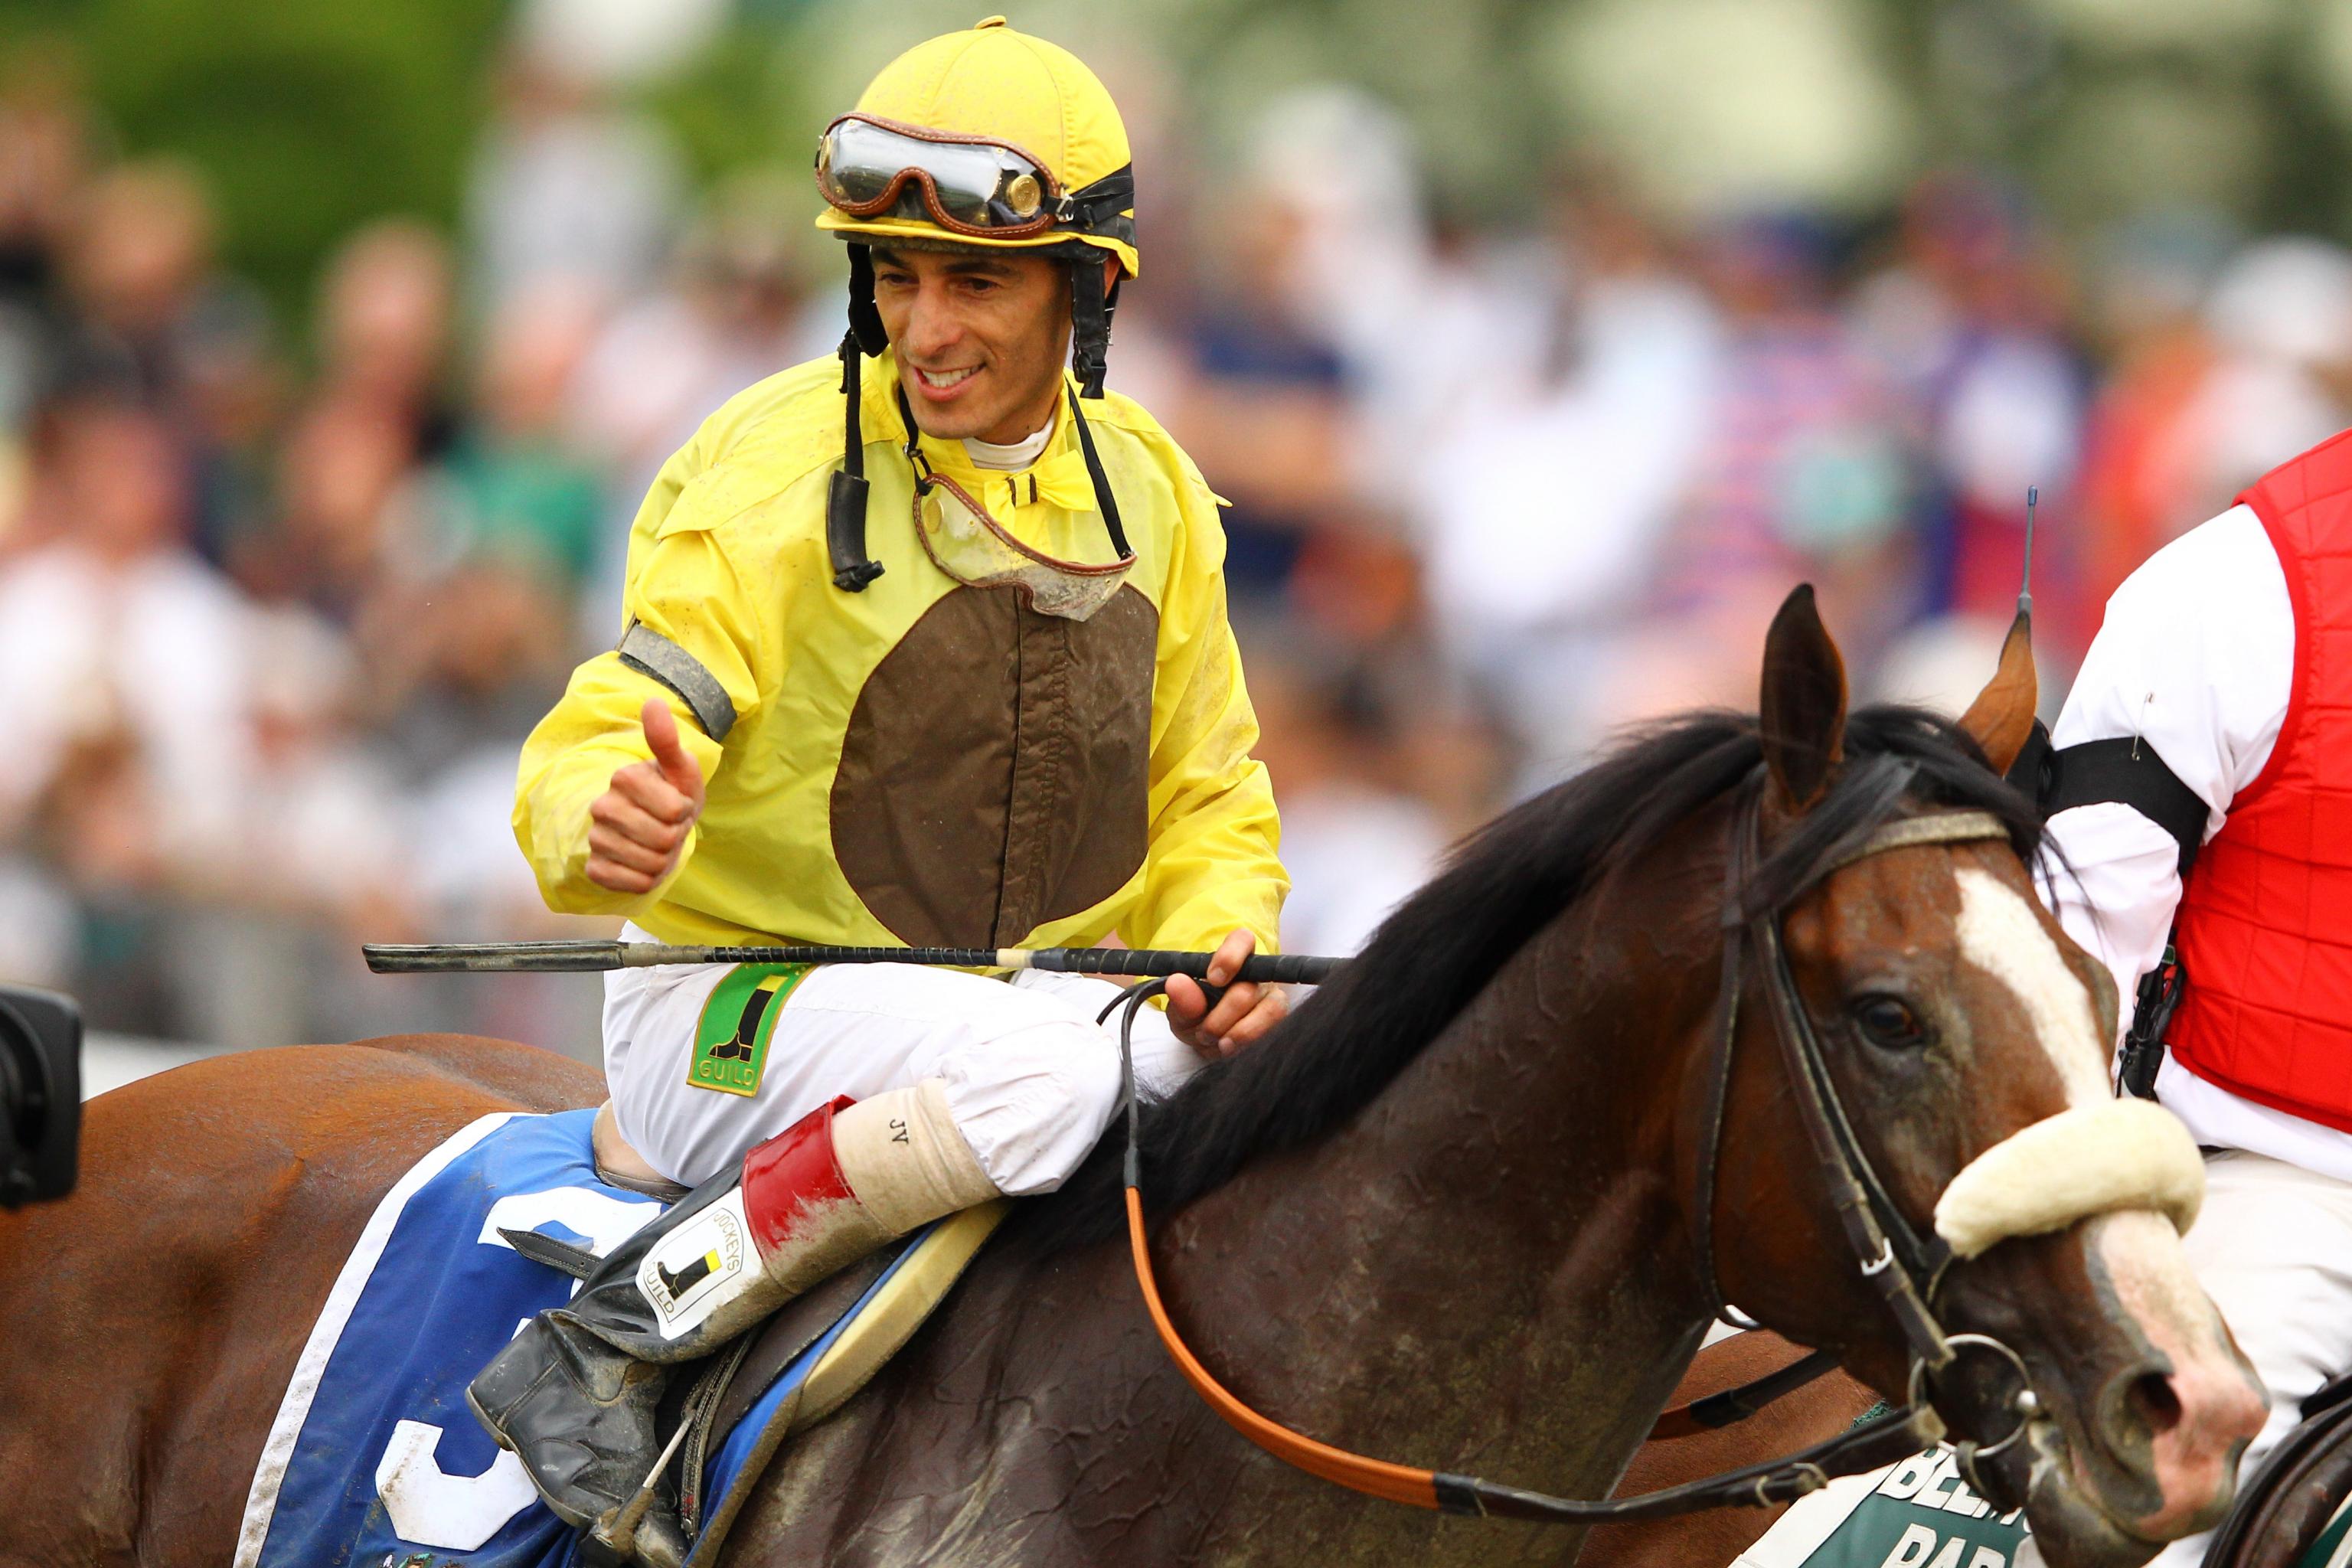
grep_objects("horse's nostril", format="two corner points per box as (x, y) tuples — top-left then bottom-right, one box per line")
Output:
(2128, 1369), (2184, 1437)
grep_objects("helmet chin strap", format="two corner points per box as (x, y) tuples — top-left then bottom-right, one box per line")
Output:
(1070, 253), (1117, 399)
(826, 244), (892, 593)
(843, 243), (889, 358)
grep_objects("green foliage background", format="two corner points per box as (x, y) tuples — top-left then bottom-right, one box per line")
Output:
(7, 0), (504, 309)
(16, 0), (2352, 326)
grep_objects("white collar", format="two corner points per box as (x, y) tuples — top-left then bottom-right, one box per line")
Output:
(961, 410), (1057, 472)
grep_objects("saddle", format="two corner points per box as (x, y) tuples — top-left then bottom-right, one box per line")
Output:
(2199, 1377), (2352, 1568)
(518, 1193), (1007, 1568)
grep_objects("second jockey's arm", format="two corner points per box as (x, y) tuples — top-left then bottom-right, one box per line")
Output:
(2040, 503), (2288, 1042)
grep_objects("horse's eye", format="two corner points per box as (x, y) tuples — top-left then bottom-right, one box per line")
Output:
(1852, 994), (1927, 1049)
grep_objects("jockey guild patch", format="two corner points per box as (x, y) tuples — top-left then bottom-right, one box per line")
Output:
(688, 963), (812, 1097)
(637, 1189), (753, 1338)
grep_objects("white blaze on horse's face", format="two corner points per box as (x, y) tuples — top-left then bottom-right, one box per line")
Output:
(1931, 865), (2206, 1259)
(1932, 861), (2259, 1547)
(1952, 867), (2108, 1107)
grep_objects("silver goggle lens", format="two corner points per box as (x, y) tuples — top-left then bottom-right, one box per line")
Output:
(821, 119), (1048, 228)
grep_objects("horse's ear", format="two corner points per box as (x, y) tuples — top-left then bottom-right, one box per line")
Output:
(1760, 584), (1847, 812)
(1957, 609), (2037, 776)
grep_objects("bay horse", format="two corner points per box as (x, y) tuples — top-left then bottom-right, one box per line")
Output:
(0, 589), (2264, 1566)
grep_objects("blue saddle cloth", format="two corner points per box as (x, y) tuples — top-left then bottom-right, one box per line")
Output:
(235, 1109), (652, 1568)
(234, 1109), (880, 1568)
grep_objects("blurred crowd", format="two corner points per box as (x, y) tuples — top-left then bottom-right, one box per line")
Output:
(5, 37), (2350, 1058)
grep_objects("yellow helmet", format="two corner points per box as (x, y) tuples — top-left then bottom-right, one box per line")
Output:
(816, 18), (1139, 595)
(815, 17), (1139, 280)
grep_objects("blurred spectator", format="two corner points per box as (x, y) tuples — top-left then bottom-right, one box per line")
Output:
(233, 225), (452, 620)
(570, 176), (817, 518)
(1160, 188), (1355, 606)
(2073, 211), (2241, 617)
(1410, 166), (1722, 771)
(317, 219), (460, 462)
(465, 47), (685, 318)
(1602, 214), (1913, 723)
(175, 286), (287, 560)
(1243, 638), (1454, 958)
(236, 394), (417, 623)
(1854, 172), (2086, 641)
(0, 395), (250, 911)
(60, 161), (255, 413)
(2195, 238), (2352, 499)
(1236, 87), (1521, 460)
(235, 607), (407, 921)
(567, 177), (828, 639)
(2078, 232), (2352, 616)
(1670, 214), (1909, 616)
(423, 279), (605, 594)
(0, 41), (96, 456)
(0, 41), (94, 290)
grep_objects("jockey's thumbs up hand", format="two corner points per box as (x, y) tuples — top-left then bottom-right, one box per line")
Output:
(586, 698), (708, 895)
(642, 699), (704, 799)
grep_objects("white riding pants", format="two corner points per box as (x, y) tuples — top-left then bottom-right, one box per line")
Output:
(2138, 1150), (2352, 1568)
(602, 927), (1204, 1193)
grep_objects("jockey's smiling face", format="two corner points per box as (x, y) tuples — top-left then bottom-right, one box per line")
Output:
(872, 246), (1073, 446)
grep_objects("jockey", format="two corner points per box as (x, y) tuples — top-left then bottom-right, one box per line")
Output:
(2034, 433), (2352, 1565)
(467, 18), (1289, 1560)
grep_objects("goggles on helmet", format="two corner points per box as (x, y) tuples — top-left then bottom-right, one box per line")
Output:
(817, 114), (1131, 244)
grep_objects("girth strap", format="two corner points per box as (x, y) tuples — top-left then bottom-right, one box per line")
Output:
(1647, 1348), (1841, 1442)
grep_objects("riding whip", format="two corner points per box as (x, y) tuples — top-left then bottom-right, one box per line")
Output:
(362, 939), (1341, 985)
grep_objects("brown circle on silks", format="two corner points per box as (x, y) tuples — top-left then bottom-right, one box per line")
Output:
(831, 584), (1157, 949)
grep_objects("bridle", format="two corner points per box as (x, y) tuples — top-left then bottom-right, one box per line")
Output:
(1690, 763), (2041, 1485)
(1104, 759), (2046, 1524)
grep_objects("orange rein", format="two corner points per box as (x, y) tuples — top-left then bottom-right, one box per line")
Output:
(1100, 928), (1919, 1527)
(1120, 1190), (1834, 1517)
(1122, 1186), (1448, 1511)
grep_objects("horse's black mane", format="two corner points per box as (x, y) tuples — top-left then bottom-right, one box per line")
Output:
(1008, 704), (2043, 1255)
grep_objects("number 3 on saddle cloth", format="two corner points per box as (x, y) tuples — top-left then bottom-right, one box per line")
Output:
(230, 1110), (1000, 1568)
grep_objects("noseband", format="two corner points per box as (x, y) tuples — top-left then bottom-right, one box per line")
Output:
(1106, 763), (2055, 1524)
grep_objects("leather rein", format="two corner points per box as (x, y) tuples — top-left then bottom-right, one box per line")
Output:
(1104, 765), (2043, 1523)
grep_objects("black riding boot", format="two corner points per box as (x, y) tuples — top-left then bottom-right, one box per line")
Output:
(469, 1096), (892, 1567)
(466, 1174), (725, 1568)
